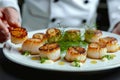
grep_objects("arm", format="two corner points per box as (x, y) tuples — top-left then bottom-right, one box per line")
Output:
(107, 0), (120, 34)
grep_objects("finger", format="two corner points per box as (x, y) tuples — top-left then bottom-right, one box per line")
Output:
(3, 7), (21, 28)
(0, 32), (9, 43)
(3, 20), (10, 27)
(2, 20), (12, 31)
(0, 19), (10, 43)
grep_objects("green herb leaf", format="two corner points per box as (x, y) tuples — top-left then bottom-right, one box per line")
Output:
(58, 41), (88, 53)
(71, 60), (81, 67)
(22, 51), (30, 56)
(40, 57), (49, 63)
(102, 55), (115, 60)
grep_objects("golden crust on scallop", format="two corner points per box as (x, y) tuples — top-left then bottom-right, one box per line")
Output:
(87, 42), (107, 59)
(46, 28), (62, 43)
(39, 43), (60, 54)
(85, 29), (102, 43)
(10, 27), (28, 44)
(39, 43), (61, 61)
(99, 37), (118, 44)
(64, 46), (87, 63)
(99, 37), (119, 52)
(32, 33), (47, 43)
(22, 38), (45, 55)
(32, 33), (47, 39)
(46, 28), (61, 37)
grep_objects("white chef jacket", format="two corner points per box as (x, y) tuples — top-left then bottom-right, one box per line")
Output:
(0, 0), (120, 32)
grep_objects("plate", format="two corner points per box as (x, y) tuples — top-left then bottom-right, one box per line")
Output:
(3, 28), (120, 72)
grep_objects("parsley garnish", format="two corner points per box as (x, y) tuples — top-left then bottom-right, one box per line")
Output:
(102, 55), (115, 60)
(40, 57), (49, 63)
(22, 51), (30, 56)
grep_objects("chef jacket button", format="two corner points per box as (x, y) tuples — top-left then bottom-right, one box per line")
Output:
(54, 0), (59, 3)
(84, 0), (89, 4)
(51, 18), (56, 22)
(82, 19), (86, 23)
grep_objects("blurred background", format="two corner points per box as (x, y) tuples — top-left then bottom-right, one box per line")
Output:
(96, 0), (109, 31)
(18, 0), (109, 31)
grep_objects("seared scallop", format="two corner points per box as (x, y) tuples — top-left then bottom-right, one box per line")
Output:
(39, 43), (60, 61)
(10, 27), (28, 44)
(32, 33), (47, 39)
(46, 28), (62, 43)
(64, 46), (87, 63)
(32, 33), (47, 43)
(99, 37), (119, 52)
(85, 29), (102, 43)
(22, 38), (45, 55)
(87, 42), (107, 59)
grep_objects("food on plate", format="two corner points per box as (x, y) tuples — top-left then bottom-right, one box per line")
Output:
(63, 29), (81, 41)
(64, 46), (87, 63)
(22, 38), (45, 55)
(71, 60), (83, 67)
(85, 29), (102, 43)
(9, 26), (120, 67)
(32, 33), (47, 42)
(39, 43), (61, 61)
(99, 37), (119, 52)
(46, 28), (62, 43)
(10, 27), (28, 44)
(87, 42), (107, 59)
(102, 54), (116, 61)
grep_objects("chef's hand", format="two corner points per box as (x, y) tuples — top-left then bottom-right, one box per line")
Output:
(112, 22), (120, 35)
(0, 7), (20, 43)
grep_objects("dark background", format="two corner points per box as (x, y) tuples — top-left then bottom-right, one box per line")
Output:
(18, 0), (109, 31)
(97, 0), (109, 31)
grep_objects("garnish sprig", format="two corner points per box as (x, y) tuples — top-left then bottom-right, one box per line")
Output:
(22, 51), (30, 56)
(83, 23), (97, 30)
(102, 55), (116, 61)
(71, 59), (82, 67)
(40, 57), (49, 63)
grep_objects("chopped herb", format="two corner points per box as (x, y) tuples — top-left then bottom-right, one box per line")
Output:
(40, 57), (49, 63)
(102, 55), (115, 60)
(22, 51), (30, 56)
(71, 59), (82, 67)
(62, 30), (81, 41)
(58, 41), (88, 53)
(47, 34), (62, 43)
(85, 29), (95, 42)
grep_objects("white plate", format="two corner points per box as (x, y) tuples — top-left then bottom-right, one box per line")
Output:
(3, 28), (120, 72)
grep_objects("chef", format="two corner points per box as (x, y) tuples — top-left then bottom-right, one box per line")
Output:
(0, 0), (120, 43)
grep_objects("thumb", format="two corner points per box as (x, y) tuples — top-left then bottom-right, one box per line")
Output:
(112, 29), (120, 35)
(112, 23), (120, 35)
(3, 7), (21, 28)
